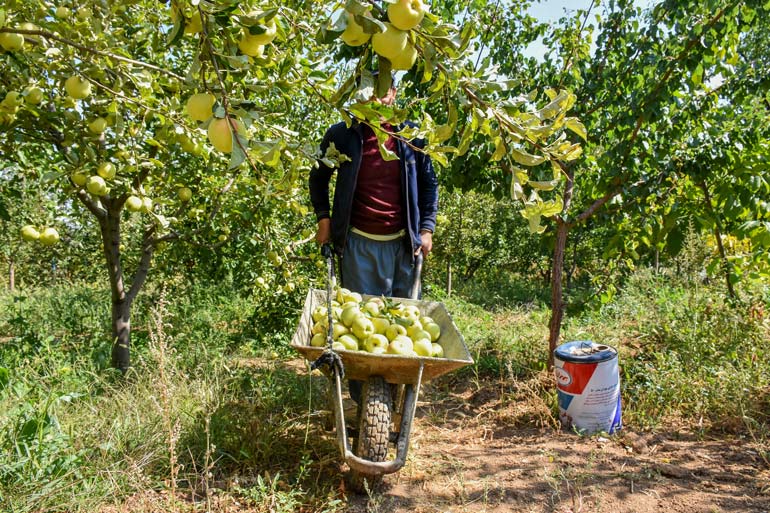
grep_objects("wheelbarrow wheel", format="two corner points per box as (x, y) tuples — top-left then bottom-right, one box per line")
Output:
(348, 376), (391, 493)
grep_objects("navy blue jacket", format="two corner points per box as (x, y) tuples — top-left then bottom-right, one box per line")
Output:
(309, 120), (438, 256)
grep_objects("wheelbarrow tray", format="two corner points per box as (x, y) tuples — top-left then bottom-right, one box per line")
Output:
(291, 289), (473, 384)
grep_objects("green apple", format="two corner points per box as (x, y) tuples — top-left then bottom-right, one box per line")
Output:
(340, 11), (371, 47)
(39, 227), (60, 246)
(55, 6), (71, 18)
(207, 117), (246, 154)
(335, 287), (350, 304)
(23, 86), (44, 105)
(387, 0), (427, 30)
(338, 334), (360, 351)
(420, 316), (435, 325)
(89, 117), (108, 134)
(97, 162), (116, 180)
(340, 305), (361, 328)
(385, 323), (407, 341)
(332, 323), (349, 340)
(312, 318), (328, 335)
(423, 322), (441, 342)
(86, 175), (108, 196)
(431, 343), (444, 358)
(310, 333), (326, 347)
(20, 225), (40, 241)
(345, 291), (363, 303)
(243, 16), (277, 45)
(64, 75), (91, 99)
(406, 320), (424, 338)
(311, 305), (327, 323)
(185, 92), (215, 122)
(390, 42), (418, 70)
(371, 22), (408, 61)
(371, 316), (390, 334)
(126, 195), (143, 212)
(363, 334), (389, 353)
(387, 335), (414, 355)
(1, 91), (22, 110)
(351, 316), (375, 340)
(413, 337), (433, 357)
(178, 187), (192, 202)
(362, 300), (381, 316)
(70, 170), (88, 186)
(184, 11), (203, 34)
(369, 345), (387, 355)
(404, 304), (421, 318)
(410, 330), (432, 345)
(332, 341), (346, 352)
(238, 33), (265, 57)
(0, 33), (24, 52)
(141, 197), (153, 213)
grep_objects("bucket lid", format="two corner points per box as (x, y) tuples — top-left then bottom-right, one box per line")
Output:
(554, 340), (617, 363)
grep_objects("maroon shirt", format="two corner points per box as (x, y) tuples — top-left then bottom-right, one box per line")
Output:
(350, 124), (404, 235)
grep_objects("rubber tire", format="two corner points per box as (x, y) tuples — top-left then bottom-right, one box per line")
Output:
(348, 376), (392, 493)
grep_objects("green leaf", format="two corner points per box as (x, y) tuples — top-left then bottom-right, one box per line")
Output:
(228, 134), (248, 170)
(455, 125), (473, 157)
(0, 367), (8, 391)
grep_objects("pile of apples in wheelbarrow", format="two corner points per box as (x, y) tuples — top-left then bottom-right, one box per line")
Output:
(308, 287), (445, 359)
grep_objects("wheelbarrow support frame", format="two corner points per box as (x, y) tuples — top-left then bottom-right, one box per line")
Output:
(331, 362), (423, 476)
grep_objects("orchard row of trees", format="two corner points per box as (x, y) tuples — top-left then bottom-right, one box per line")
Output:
(1, 0), (768, 370)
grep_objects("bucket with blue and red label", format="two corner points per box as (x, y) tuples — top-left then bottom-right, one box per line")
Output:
(553, 341), (622, 434)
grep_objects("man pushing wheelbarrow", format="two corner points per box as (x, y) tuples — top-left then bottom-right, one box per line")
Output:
(293, 70), (472, 491)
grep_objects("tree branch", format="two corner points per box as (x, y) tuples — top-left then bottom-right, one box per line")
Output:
(0, 28), (185, 81)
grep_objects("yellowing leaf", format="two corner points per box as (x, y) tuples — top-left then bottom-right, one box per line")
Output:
(529, 179), (559, 191)
(491, 136), (506, 161)
(511, 148), (546, 166)
(562, 144), (583, 161)
(510, 180), (525, 201)
(541, 197), (564, 217)
(565, 117), (587, 141)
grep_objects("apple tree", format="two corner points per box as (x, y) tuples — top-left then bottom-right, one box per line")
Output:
(2, 0), (590, 371)
(472, 0), (770, 364)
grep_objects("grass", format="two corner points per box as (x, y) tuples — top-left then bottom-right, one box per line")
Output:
(0, 267), (768, 511)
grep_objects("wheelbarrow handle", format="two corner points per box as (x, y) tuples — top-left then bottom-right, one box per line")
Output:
(408, 251), (424, 300)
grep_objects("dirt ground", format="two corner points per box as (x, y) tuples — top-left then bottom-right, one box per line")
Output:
(99, 359), (770, 513)
(340, 372), (770, 513)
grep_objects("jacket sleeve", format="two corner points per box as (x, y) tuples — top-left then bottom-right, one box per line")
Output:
(308, 127), (335, 221)
(416, 139), (438, 233)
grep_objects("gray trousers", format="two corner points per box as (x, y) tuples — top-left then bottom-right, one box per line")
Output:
(341, 230), (415, 298)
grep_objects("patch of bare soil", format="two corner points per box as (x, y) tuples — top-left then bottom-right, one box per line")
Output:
(345, 375), (770, 513)
(97, 360), (770, 513)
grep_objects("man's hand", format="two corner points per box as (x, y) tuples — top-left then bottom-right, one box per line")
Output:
(418, 229), (433, 256)
(315, 218), (331, 245)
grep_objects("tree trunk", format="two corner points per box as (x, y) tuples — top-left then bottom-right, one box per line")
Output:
(547, 218), (570, 369)
(112, 298), (132, 371)
(547, 165), (576, 370)
(446, 258), (452, 297)
(98, 206), (132, 371)
(8, 259), (14, 291)
(698, 181), (737, 301)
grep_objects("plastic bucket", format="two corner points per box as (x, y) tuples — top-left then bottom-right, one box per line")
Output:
(553, 341), (622, 434)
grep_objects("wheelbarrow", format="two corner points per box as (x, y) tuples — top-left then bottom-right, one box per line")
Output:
(290, 251), (473, 491)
